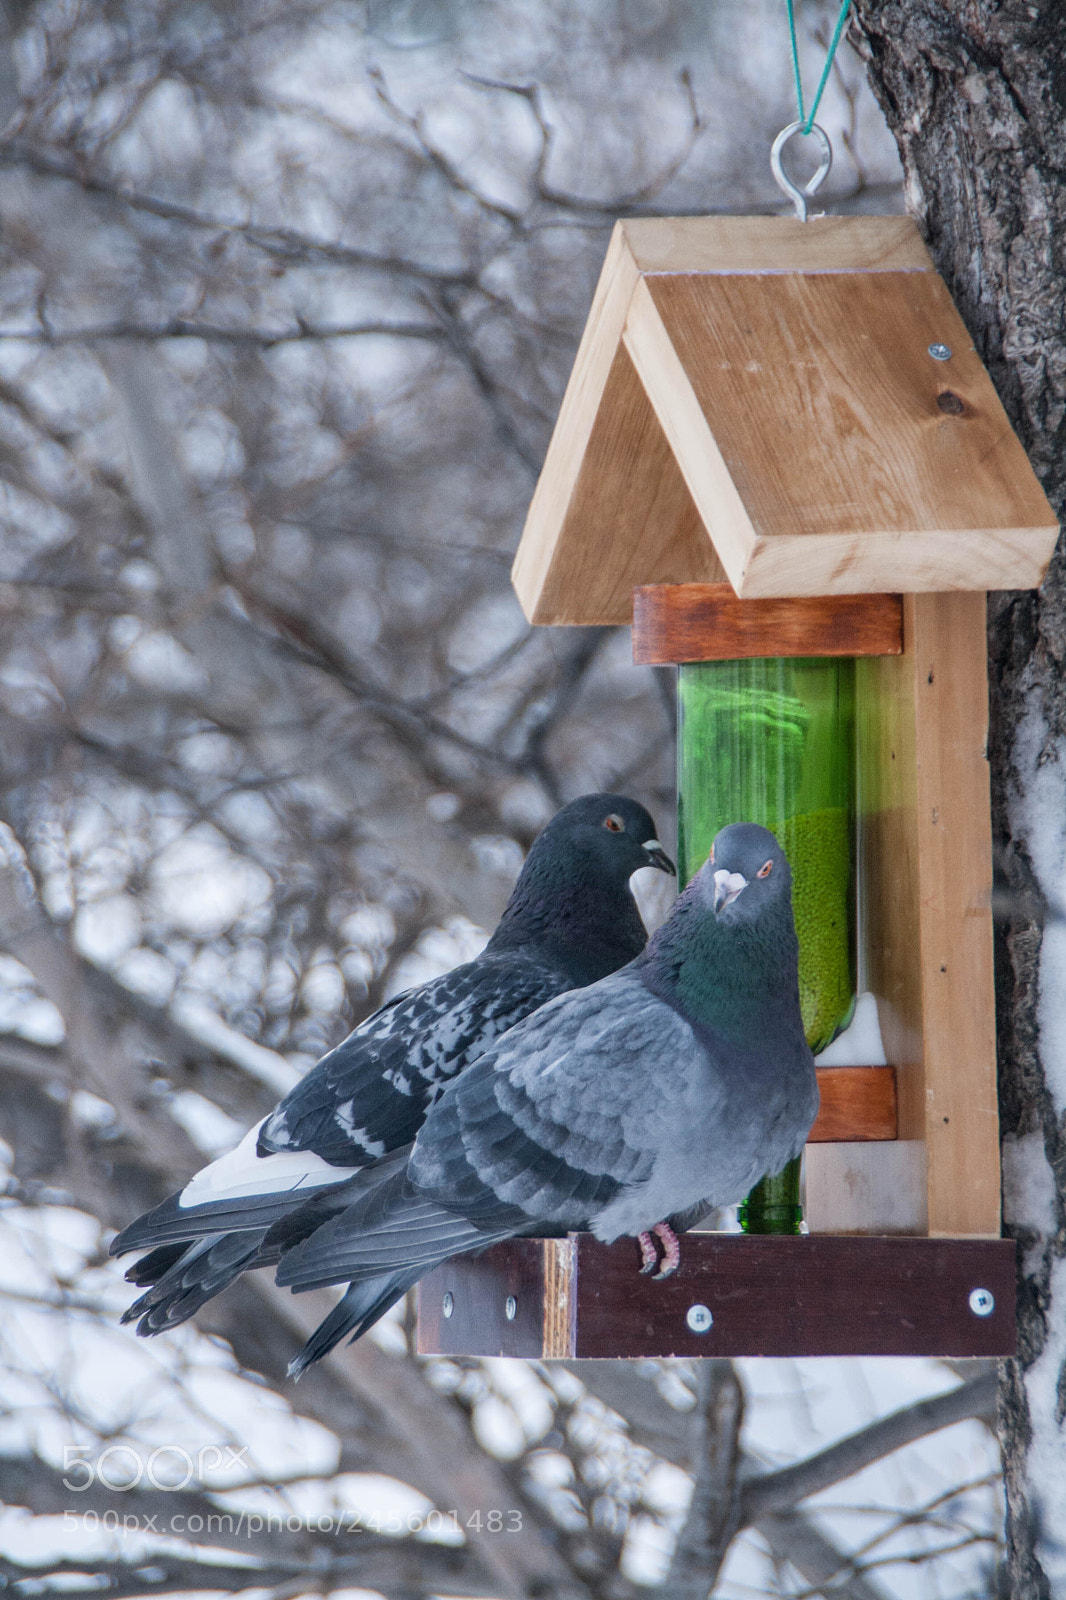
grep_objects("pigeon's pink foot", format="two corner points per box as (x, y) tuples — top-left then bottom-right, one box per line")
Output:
(637, 1231), (658, 1274)
(637, 1222), (680, 1278)
(651, 1221), (680, 1279)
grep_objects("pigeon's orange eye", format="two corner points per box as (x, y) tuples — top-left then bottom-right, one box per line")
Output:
(757, 860), (773, 878)
(603, 814), (625, 832)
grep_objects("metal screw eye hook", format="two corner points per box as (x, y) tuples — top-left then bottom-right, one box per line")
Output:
(771, 121), (833, 223)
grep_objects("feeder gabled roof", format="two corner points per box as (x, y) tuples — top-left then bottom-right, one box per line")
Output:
(511, 216), (1058, 625)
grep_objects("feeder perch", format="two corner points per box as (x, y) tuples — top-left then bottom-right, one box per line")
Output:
(417, 216), (1056, 1360)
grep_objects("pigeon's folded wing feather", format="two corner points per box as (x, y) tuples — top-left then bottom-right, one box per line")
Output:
(114, 957), (569, 1258)
(258, 951), (570, 1166)
(415, 972), (703, 1215)
(277, 973), (706, 1290)
(277, 1171), (506, 1286)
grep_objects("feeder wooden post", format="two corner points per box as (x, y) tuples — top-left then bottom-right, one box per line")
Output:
(811, 589), (1000, 1239)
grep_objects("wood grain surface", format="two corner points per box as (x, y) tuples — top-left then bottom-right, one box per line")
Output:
(521, 342), (727, 625)
(416, 1235), (551, 1359)
(511, 214), (1057, 622)
(620, 214), (935, 275)
(810, 1066), (897, 1142)
(632, 583), (903, 661)
(633, 270), (1057, 596)
(512, 221), (641, 622)
(806, 1142), (927, 1237)
(910, 593), (1000, 1235)
(850, 592), (1000, 1237)
(417, 1234), (1016, 1359)
(543, 1237), (578, 1358)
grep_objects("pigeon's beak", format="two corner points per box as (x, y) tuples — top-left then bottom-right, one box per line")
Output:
(713, 869), (748, 913)
(642, 840), (676, 877)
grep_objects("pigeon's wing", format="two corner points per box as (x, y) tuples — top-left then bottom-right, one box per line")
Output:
(277, 972), (705, 1291)
(413, 971), (700, 1226)
(258, 950), (571, 1165)
(111, 952), (567, 1260)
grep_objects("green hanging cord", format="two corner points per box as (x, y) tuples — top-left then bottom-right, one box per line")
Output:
(786, 0), (805, 126)
(786, 0), (852, 134)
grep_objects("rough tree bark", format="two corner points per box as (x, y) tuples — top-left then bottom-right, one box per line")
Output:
(850, 6), (1066, 1596)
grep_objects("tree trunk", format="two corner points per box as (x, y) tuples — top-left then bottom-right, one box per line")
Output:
(849, 6), (1066, 1595)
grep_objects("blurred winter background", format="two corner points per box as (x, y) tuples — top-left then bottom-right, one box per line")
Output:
(0, 1), (1002, 1597)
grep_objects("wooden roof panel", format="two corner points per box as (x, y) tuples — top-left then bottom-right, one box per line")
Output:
(513, 215), (1058, 621)
(640, 271), (1052, 541)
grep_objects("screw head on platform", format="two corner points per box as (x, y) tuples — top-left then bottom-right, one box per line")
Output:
(442, 1292), (454, 1319)
(928, 342), (953, 361)
(968, 1287), (995, 1317)
(686, 1303), (713, 1334)
(505, 1295), (517, 1321)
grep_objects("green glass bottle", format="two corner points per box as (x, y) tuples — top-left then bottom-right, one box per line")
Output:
(677, 657), (856, 1236)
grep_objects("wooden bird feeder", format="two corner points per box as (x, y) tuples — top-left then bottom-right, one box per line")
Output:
(417, 216), (1057, 1361)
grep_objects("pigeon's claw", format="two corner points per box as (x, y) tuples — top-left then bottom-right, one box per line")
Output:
(651, 1220), (680, 1279)
(636, 1221), (680, 1278)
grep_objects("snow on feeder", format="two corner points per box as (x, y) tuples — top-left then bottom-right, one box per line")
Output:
(416, 213), (1056, 1362)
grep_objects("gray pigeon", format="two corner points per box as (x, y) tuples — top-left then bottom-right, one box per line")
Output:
(274, 823), (819, 1360)
(111, 794), (674, 1344)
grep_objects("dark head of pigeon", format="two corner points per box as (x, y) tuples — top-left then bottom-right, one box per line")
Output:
(484, 792), (675, 982)
(535, 793), (675, 885)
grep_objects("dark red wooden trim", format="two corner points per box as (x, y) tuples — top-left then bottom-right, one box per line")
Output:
(416, 1238), (548, 1359)
(572, 1235), (1015, 1357)
(811, 1065), (897, 1141)
(417, 1235), (1016, 1359)
(632, 583), (904, 663)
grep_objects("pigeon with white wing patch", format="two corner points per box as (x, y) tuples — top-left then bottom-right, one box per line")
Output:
(111, 794), (674, 1350)
(274, 823), (819, 1359)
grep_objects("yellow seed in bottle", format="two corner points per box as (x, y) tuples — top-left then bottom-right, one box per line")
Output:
(781, 808), (853, 1052)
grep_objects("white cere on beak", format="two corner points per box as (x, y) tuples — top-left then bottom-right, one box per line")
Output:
(713, 869), (749, 912)
(643, 839), (664, 856)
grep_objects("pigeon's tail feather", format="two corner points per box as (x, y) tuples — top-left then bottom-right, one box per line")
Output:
(287, 1271), (422, 1379)
(109, 1120), (388, 1258)
(276, 1172), (511, 1292)
(122, 1231), (269, 1335)
(123, 1241), (189, 1287)
(111, 1187), (346, 1256)
(259, 1167), (399, 1256)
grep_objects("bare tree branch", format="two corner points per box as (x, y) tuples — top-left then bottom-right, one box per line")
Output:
(739, 1371), (999, 1526)
(0, 141), (481, 286)
(0, 318), (448, 347)
(664, 1360), (745, 1600)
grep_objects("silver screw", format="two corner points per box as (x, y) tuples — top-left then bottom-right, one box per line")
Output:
(928, 342), (953, 361)
(505, 1295), (517, 1321)
(442, 1292), (454, 1319)
(686, 1303), (713, 1334)
(969, 1287), (995, 1317)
